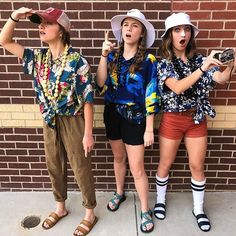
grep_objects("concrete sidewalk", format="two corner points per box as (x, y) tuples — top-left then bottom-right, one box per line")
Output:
(0, 191), (235, 236)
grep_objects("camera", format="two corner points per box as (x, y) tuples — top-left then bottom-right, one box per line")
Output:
(214, 48), (235, 64)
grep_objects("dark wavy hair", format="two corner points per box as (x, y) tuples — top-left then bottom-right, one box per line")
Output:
(59, 25), (70, 46)
(157, 26), (196, 61)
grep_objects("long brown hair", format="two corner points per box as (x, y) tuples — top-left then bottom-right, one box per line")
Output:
(158, 26), (196, 61)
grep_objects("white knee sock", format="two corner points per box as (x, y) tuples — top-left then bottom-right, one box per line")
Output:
(191, 177), (206, 215)
(156, 174), (169, 204)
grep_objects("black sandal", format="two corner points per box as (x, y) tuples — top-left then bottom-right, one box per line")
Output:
(154, 203), (166, 220)
(107, 192), (126, 212)
(192, 211), (211, 232)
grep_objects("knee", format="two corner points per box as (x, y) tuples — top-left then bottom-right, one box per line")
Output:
(190, 163), (204, 175)
(113, 152), (126, 164)
(130, 168), (146, 180)
(158, 162), (172, 175)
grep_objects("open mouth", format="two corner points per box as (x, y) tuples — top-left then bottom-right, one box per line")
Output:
(39, 31), (46, 35)
(179, 39), (186, 45)
(126, 33), (131, 38)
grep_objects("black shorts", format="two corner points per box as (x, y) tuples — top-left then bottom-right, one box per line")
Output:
(103, 104), (146, 145)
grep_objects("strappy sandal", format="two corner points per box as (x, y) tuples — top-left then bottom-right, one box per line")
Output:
(140, 210), (154, 233)
(107, 192), (126, 212)
(73, 216), (98, 236)
(192, 211), (211, 232)
(42, 212), (68, 229)
(154, 203), (166, 220)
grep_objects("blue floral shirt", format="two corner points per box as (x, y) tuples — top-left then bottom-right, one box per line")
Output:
(157, 54), (219, 124)
(97, 51), (161, 124)
(23, 46), (93, 128)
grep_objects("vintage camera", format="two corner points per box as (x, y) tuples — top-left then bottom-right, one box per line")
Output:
(214, 48), (235, 64)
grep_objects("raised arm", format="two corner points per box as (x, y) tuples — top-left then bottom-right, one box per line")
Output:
(0, 7), (33, 59)
(165, 50), (222, 94)
(96, 31), (116, 87)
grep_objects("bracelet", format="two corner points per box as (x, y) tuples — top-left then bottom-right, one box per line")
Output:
(10, 14), (19, 23)
(199, 66), (205, 73)
(145, 130), (153, 133)
(101, 54), (108, 58)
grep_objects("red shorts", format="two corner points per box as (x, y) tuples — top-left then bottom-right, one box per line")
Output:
(159, 112), (208, 140)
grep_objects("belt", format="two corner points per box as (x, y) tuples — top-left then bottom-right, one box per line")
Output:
(172, 108), (196, 117)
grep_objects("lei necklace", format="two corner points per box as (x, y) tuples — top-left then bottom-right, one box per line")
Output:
(41, 44), (69, 100)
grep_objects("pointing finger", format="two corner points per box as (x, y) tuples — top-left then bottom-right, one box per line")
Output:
(104, 30), (109, 42)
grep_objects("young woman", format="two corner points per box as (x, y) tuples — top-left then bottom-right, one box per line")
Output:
(154, 12), (235, 232)
(96, 9), (161, 233)
(0, 7), (98, 236)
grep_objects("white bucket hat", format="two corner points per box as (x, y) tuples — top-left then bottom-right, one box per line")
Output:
(111, 9), (155, 48)
(161, 12), (199, 38)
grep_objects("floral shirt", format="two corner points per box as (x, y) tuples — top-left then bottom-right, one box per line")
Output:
(23, 46), (93, 128)
(97, 51), (161, 124)
(157, 54), (219, 124)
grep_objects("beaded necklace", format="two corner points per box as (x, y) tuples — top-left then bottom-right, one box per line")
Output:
(116, 50), (135, 87)
(41, 44), (69, 100)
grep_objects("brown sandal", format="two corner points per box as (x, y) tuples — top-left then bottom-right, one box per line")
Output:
(42, 212), (68, 229)
(73, 216), (98, 236)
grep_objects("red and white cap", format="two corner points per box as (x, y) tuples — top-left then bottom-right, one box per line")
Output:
(29, 7), (70, 32)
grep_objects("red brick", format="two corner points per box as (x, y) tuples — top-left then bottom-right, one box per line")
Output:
(0, 169), (19, 175)
(200, 2), (226, 10)
(11, 176), (31, 182)
(225, 21), (236, 29)
(147, 2), (170, 11)
(213, 11), (236, 19)
(20, 170), (41, 175)
(67, 2), (91, 10)
(93, 2), (117, 10)
(22, 183), (43, 188)
(119, 2), (144, 10)
(228, 2), (236, 10)
(215, 185), (236, 190)
(9, 163), (30, 169)
(1, 182), (22, 188)
(210, 31), (235, 38)
(39, 2), (65, 11)
(174, 2), (199, 11)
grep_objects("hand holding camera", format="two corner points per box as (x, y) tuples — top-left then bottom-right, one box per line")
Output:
(213, 48), (235, 64)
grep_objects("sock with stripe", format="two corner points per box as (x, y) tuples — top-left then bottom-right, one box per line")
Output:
(191, 177), (206, 215)
(191, 177), (211, 232)
(154, 174), (168, 220)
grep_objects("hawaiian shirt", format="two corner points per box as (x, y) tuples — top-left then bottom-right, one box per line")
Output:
(23, 46), (93, 128)
(157, 53), (219, 124)
(97, 51), (161, 124)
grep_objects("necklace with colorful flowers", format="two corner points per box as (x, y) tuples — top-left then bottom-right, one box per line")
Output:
(41, 44), (69, 100)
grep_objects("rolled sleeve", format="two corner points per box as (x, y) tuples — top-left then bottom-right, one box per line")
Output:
(145, 57), (162, 116)
(75, 56), (94, 104)
(22, 48), (35, 75)
(157, 59), (176, 95)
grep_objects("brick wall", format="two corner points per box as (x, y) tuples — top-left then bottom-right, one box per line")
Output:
(0, 0), (235, 192)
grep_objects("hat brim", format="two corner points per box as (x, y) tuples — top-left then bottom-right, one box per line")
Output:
(161, 23), (199, 38)
(111, 15), (155, 48)
(28, 12), (57, 24)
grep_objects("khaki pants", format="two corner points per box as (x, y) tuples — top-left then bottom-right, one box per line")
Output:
(43, 115), (96, 209)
